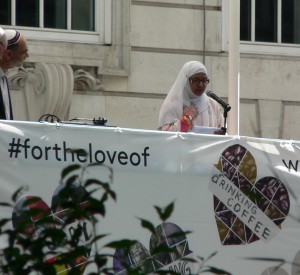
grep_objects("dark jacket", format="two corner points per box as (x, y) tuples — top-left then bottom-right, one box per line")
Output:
(0, 74), (13, 120)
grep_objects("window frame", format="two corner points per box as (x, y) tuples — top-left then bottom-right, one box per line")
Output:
(222, 0), (300, 57)
(3, 0), (112, 45)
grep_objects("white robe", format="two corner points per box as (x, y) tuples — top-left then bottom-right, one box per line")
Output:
(158, 61), (224, 132)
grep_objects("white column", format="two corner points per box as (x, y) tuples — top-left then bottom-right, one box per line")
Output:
(227, 0), (240, 136)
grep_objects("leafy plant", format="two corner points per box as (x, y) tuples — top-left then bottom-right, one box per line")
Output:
(0, 159), (230, 275)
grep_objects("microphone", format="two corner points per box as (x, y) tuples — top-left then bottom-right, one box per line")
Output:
(206, 90), (231, 111)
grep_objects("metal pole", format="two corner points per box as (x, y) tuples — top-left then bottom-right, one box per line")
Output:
(227, 0), (240, 136)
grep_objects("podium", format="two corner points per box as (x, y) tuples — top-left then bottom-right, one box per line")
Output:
(193, 126), (221, 134)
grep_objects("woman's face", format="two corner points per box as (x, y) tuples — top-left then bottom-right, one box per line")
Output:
(188, 72), (210, 96)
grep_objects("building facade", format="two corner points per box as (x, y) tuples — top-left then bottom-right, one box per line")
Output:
(1, 0), (300, 139)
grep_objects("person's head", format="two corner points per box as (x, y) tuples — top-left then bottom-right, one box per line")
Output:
(0, 27), (7, 61)
(184, 61), (209, 97)
(1, 29), (29, 71)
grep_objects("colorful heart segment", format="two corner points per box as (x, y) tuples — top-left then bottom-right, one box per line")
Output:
(213, 144), (290, 245)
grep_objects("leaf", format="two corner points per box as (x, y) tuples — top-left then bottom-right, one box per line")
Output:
(0, 218), (11, 228)
(206, 251), (218, 261)
(138, 218), (156, 234)
(245, 257), (285, 263)
(11, 185), (29, 202)
(85, 179), (109, 189)
(84, 197), (106, 216)
(0, 202), (13, 207)
(105, 239), (137, 249)
(91, 234), (110, 243)
(61, 164), (81, 179)
(154, 201), (174, 221)
(65, 175), (79, 187)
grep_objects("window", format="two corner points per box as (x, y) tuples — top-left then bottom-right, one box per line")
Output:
(0, 0), (112, 44)
(282, 0), (300, 44)
(223, 0), (300, 56)
(240, 0), (300, 44)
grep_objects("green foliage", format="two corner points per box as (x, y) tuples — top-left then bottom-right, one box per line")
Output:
(0, 161), (231, 275)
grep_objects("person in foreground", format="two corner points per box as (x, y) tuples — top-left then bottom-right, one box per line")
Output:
(1, 29), (29, 72)
(158, 61), (224, 134)
(0, 27), (10, 120)
(0, 28), (7, 59)
(0, 29), (29, 120)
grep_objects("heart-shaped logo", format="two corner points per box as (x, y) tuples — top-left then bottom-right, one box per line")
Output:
(113, 222), (193, 274)
(12, 182), (94, 274)
(210, 144), (290, 245)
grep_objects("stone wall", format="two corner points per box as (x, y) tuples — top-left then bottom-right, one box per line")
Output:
(7, 0), (300, 140)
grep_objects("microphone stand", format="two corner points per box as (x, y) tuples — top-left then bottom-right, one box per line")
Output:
(221, 107), (231, 134)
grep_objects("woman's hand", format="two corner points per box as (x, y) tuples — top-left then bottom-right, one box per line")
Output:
(183, 104), (199, 119)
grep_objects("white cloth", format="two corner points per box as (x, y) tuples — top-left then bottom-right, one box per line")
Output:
(158, 61), (224, 131)
(5, 29), (20, 47)
(0, 68), (12, 120)
(0, 27), (7, 49)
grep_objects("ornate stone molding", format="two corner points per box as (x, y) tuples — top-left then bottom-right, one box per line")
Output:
(8, 63), (74, 121)
(8, 67), (30, 88)
(74, 69), (104, 91)
(7, 63), (106, 121)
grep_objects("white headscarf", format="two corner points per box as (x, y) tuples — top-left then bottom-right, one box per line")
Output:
(158, 61), (213, 128)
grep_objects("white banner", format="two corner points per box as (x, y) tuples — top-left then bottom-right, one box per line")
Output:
(0, 121), (300, 275)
